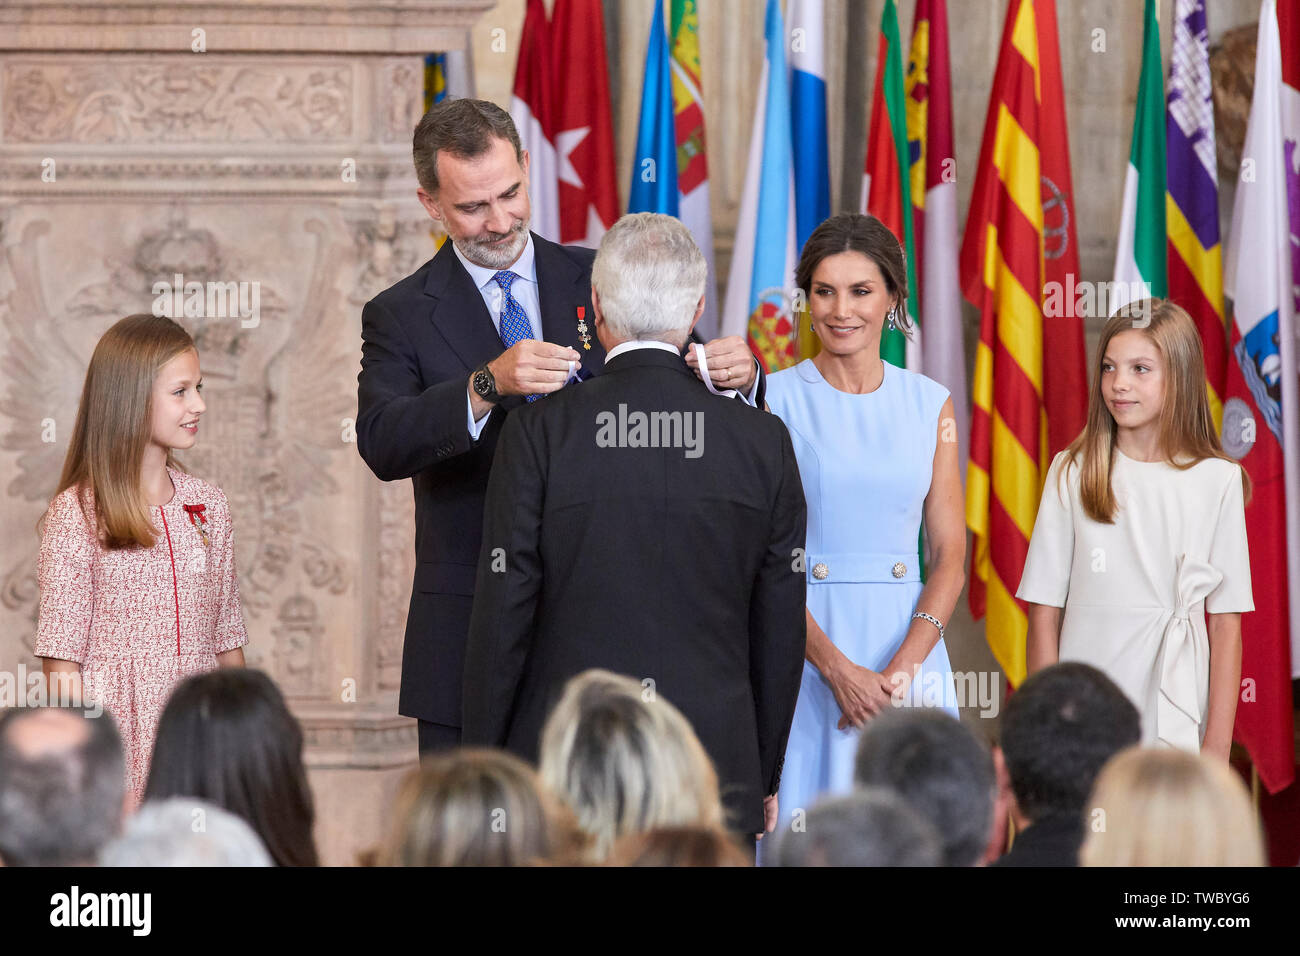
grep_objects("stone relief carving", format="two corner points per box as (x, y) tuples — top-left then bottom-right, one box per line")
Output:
(348, 204), (436, 306)
(375, 481), (413, 691)
(272, 593), (326, 699)
(381, 58), (420, 144)
(3, 60), (354, 144)
(346, 202), (439, 691)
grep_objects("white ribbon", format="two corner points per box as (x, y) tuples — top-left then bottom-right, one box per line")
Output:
(691, 343), (740, 399)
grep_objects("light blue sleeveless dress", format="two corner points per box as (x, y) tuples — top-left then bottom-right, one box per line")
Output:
(767, 357), (959, 822)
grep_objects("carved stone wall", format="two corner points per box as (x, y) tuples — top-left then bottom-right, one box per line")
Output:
(0, 1), (491, 866)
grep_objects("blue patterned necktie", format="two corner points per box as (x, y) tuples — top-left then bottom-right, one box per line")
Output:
(492, 270), (539, 402)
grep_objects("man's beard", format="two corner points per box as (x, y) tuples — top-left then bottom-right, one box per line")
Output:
(453, 218), (530, 270)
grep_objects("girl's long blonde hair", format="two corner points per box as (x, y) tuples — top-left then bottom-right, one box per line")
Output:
(1065, 298), (1249, 523)
(45, 313), (195, 549)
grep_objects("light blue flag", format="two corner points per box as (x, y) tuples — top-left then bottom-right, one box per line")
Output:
(628, 2), (679, 214)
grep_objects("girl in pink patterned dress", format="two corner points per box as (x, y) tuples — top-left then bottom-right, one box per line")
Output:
(35, 313), (248, 806)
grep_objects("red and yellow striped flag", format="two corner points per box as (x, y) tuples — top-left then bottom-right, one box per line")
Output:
(960, 0), (1087, 686)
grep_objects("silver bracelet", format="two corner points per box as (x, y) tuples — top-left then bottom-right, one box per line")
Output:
(912, 611), (945, 640)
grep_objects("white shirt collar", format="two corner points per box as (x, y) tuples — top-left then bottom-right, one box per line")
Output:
(604, 340), (682, 363)
(452, 233), (537, 291)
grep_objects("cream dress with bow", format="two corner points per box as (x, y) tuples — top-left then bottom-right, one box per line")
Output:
(1017, 448), (1253, 751)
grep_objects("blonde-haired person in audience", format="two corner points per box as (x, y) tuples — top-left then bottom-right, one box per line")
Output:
(608, 826), (752, 867)
(378, 748), (582, 866)
(1080, 747), (1265, 867)
(538, 669), (726, 863)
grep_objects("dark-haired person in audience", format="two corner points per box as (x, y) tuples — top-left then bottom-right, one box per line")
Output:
(0, 706), (125, 866)
(377, 748), (580, 866)
(993, 662), (1140, 867)
(144, 669), (318, 866)
(608, 826), (752, 867)
(773, 787), (942, 867)
(853, 709), (995, 867)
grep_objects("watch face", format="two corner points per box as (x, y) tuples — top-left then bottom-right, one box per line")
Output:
(474, 368), (493, 397)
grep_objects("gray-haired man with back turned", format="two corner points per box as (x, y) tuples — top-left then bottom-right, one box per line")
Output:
(462, 213), (807, 839)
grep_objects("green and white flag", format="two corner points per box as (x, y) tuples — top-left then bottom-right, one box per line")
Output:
(1112, 0), (1167, 312)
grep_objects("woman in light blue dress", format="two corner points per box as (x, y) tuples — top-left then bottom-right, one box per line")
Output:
(766, 213), (968, 827)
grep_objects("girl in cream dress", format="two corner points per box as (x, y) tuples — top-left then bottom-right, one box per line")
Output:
(1018, 301), (1252, 758)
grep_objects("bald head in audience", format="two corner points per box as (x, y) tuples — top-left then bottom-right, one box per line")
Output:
(0, 706), (126, 866)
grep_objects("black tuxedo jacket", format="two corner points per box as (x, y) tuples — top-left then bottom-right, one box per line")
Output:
(357, 233), (765, 727)
(461, 347), (806, 834)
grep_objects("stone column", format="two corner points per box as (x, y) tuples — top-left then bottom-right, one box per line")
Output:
(0, 0), (491, 865)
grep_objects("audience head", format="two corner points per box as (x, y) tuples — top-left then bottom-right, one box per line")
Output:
(608, 826), (752, 867)
(539, 669), (724, 863)
(1080, 747), (1265, 867)
(1000, 662), (1141, 824)
(144, 668), (318, 866)
(379, 748), (578, 866)
(591, 213), (708, 349)
(412, 97), (530, 269)
(0, 706), (125, 866)
(774, 787), (943, 867)
(853, 709), (996, 867)
(100, 797), (272, 866)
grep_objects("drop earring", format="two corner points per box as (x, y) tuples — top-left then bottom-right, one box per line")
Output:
(885, 307), (898, 332)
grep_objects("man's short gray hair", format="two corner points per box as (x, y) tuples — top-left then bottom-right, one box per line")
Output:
(773, 788), (943, 867)
(591, 213), (707, 346)
(100, 798), (273, 867)
(853, 709), (996, 867)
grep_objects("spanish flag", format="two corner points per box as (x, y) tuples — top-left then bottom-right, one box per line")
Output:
(960, 0), (1087, 686)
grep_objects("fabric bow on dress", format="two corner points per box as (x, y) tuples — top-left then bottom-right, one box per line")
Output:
(1156, 553), (1222, 752)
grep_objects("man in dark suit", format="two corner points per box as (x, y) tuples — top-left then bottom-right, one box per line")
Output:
(462, 213), (807, 838)
(357, 99), (764, 754)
